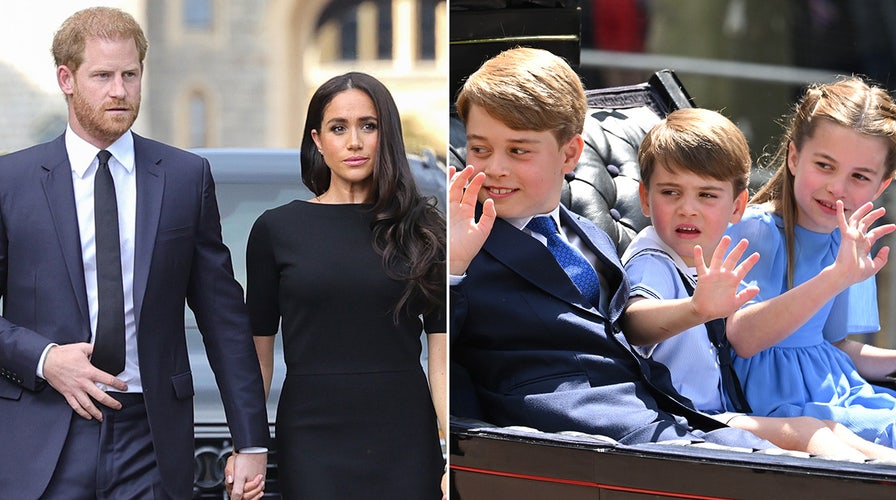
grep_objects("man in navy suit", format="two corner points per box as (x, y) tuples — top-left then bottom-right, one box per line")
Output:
(0, 7), (269, 499)
(449, 47), (772, 448)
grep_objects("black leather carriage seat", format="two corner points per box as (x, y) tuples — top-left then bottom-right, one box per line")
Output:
(563, 70), (694, 253)
(449, 69), (696, 421)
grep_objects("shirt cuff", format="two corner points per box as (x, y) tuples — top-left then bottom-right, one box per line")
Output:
(449, 273), (466, 286)
(238, 447), (268, 454)
(36, 343), (57, 379)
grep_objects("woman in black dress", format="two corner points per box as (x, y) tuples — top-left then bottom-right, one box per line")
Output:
(243, 72), (446, 499)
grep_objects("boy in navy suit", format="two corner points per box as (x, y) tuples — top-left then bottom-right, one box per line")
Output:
(449, 47), (770, 447)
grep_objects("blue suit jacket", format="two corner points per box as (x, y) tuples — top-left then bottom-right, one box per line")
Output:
(451, 205), (730, 444)
(0, 134), (270, 498)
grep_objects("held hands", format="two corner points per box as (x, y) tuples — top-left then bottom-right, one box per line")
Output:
(42, 342), (127, 420)
(690, 236), (760, 322)
(449, 166), (496, 276)
(224, 452), (267, 500)
(833, 200), (895, 286)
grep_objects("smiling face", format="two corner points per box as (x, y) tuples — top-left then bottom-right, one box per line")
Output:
(788, 120), (892, 233)
(464, 104), (582, 219)
(58, 36), (142, 149)
(311, 88), (378, 200)
(640, 163), (746, 267)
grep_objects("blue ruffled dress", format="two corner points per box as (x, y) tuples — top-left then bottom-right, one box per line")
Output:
(726, 206), (896, 447)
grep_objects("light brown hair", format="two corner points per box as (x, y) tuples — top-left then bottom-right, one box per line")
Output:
(455, 47), (586, 145)
(638, 108), (751, 197)
(52, 7), (148, 71)
(753, 76), (896, 287)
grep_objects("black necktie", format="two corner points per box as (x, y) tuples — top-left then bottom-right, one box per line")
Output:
(92, 150), (125, 375)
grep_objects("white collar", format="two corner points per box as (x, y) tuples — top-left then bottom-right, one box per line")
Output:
(622, 226), (696, 280)
(65, 127), (135, 178)
(505, 206), (563, 232)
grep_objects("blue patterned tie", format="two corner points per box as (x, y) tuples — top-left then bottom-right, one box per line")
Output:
(527, 215), (601, 305)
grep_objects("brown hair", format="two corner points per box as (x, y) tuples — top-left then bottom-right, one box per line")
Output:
(752, 76), (896, 287)
(52, 7), (148, 71)
(455, 47), (586, 144)
(638, 108), (751, 197)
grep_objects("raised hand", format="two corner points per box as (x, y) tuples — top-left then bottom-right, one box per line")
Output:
(833, 200), (895, 285)
(449, 165), (496, 276)
(690, 235), (760, 322)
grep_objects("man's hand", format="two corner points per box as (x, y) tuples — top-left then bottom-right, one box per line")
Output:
(42, 343), (127, 420)
(449, 165), (496, 276)
(225, 452), (267, 500)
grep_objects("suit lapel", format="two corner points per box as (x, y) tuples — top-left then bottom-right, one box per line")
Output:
(41, 136), (91, 328)
(483, 217), (598, 314)
(132, 134), (164, 327)
(560, 207), (630, 324)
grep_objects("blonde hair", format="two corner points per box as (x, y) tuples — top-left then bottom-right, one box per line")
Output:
(753, 76), (896, 287)
(639, 108), (751, 197)
(455, 47), (586, 145)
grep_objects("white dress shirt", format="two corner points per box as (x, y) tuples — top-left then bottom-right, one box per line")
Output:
(37, 127), (141, 392)
(36, 129), (269, 453)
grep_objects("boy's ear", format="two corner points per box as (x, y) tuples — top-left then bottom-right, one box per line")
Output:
(873, 177), (893, 200)
(730, 189), (749, 223)
(638, 182), (651, 217)
(560, 134), (585, 174)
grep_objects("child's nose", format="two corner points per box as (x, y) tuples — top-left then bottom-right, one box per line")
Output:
(482, 157), (508, 176)
(678, 197), (698, 215)
(826, 177), (847, 198)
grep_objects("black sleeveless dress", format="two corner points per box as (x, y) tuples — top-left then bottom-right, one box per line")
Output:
(246, 201), (444, 499)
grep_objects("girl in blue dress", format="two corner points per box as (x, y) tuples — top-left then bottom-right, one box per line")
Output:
(724, 77), (896, 447)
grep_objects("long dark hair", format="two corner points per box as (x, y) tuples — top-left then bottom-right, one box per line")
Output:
(300, 72), (445, 320)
